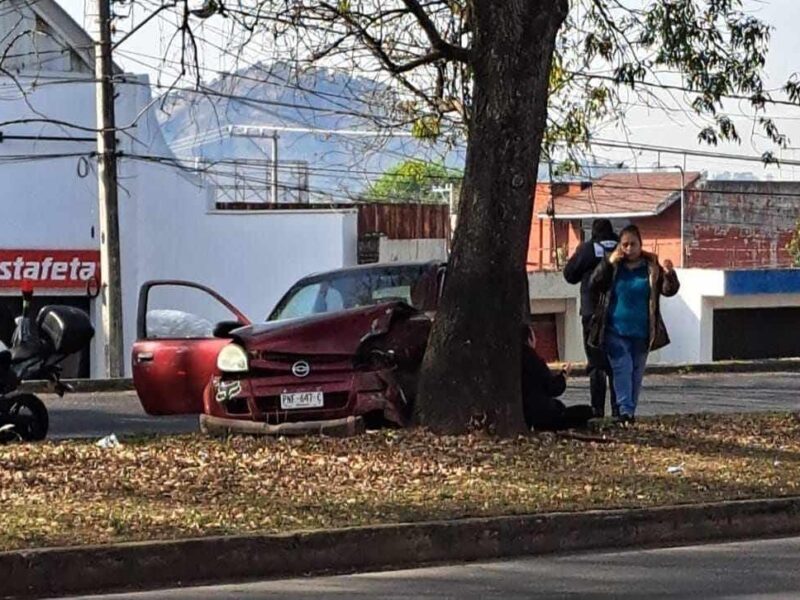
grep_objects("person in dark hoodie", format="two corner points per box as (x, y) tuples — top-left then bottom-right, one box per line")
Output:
(521, 326), (594, 431)
(563, 218), (619, 418)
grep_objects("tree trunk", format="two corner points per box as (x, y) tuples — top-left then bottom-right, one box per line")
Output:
(415, 0), (568, 436)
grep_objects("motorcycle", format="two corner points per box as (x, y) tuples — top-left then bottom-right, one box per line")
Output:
(0, 286), (94, 443)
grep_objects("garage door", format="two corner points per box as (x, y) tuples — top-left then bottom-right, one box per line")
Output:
(531, 314), (559, 363)
(713, 307), (800, 361)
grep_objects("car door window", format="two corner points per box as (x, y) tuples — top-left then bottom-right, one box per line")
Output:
(145, 284), (244, 339)
(372, 284), (412, 304)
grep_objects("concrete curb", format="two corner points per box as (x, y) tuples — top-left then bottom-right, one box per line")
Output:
(3, 496), (800, 599)
(19, 378), (134, 394)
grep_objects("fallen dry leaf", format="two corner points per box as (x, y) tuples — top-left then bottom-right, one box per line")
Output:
(0, 412), (799, 551)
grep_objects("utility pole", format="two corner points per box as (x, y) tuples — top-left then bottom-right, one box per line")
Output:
(271, 131), (279, 203)
(93, 0), (124, 377)
(674, 165), (686, 268)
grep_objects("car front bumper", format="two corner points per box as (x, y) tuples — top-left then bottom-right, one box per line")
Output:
(199, 413), (366, 437)
(206, 368), (409, 426)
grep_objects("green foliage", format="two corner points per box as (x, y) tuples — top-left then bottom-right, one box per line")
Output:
(365, 160), (460, 204)
(411, 116), (442, 140)
(787, 220), (800, 268)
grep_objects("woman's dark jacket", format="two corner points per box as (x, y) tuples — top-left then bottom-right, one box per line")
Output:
(587, 253), (680, 352)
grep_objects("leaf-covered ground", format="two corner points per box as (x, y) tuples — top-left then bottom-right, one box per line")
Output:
(2, 413), (799, 551)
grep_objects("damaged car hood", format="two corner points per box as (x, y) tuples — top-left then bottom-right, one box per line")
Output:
(232, 302), (418, 355)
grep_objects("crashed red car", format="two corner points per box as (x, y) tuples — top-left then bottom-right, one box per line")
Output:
(132, 261), (445, 435)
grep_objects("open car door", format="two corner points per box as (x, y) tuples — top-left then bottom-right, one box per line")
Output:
(132, 281), (250, 415)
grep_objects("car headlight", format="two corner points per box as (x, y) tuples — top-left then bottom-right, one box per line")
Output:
(217, 343), (249, 373)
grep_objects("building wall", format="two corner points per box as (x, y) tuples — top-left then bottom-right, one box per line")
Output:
(0, 2), (92, 74)
(530, 268), (800, 366)
(686, 181), (800, 269)
(527, 182), (583, 271)
(378, 239), (448, 263)
(527, 271), (584, 362)
(650, 269), (725, 365)
(527, 183), (553, 270)
(631, 202), (682, 266)
(0, 71), (358, 377)
(529, 178), (800, 273)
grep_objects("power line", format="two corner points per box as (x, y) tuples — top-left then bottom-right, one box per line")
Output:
(582, 138), (796, 167)
(570, 70), (799, 110)
(0, 148), (794, 224)
(126, 151), (800, 221)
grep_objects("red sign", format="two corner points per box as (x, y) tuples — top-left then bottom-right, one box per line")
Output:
(0, 250), (101, 289)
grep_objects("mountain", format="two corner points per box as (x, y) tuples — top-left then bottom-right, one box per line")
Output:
(156, 62), (466, 203)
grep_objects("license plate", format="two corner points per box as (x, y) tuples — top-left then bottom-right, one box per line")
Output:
(280, 391), (324, 410)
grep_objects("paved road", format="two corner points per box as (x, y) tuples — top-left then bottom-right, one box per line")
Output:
(53, 536), (800, 599)
(43, 391), (198, 440)
(40, 371), (800, 440)
(562, 371), (800, 415)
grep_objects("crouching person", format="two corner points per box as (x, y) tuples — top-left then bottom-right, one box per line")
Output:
(521, 327), (594, 431)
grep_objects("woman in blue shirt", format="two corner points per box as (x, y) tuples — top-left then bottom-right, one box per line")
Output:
(587, 225), (680, 424)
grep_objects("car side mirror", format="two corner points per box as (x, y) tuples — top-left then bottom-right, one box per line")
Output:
(213, 320), (244, 338)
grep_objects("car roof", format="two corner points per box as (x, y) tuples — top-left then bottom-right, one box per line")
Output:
(298, 260), (445, 284)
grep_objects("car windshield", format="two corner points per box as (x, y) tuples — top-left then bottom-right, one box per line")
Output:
(269, 265), (429, 321)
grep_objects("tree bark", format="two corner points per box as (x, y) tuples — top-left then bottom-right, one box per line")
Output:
(415, 0), (569, 436)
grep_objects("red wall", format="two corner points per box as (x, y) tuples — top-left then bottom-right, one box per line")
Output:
(685, 183), (799, 269)
(528, 179), (800, 274)
(631, 202), (682, 267)
(527, 183), (583, 271)
(527, 193), (684, 271)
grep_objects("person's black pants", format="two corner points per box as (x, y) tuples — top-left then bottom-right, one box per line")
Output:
(582, 316), (618, 417)
(527, 398), (594, 431)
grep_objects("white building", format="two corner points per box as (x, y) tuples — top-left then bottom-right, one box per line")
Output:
(529, 268), (800, 365)
(0, 0), (357, 377)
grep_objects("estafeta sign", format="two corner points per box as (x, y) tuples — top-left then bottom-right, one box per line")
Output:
(0, 250), (100, 289)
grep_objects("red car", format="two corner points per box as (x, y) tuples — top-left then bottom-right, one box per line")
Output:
(132, 261), (445, 435)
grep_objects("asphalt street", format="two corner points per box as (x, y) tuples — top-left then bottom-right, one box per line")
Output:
(40, 371), (800, 439)
(50, 536), (800, 599)
(43, 391), (198, 440)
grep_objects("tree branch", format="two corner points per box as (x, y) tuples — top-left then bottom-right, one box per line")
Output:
(400, 0), (471, 63)
(317, 2), (439, 107)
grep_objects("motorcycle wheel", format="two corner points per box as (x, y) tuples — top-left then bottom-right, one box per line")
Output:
(0, 393), (49, 442)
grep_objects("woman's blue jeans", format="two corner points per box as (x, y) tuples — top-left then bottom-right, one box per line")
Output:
(605, 329), (649, 417)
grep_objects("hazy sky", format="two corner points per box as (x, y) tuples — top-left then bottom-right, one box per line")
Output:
(57, 0), (800, 179)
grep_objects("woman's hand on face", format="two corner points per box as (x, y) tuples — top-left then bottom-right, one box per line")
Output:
(609, 247), (625, 265)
